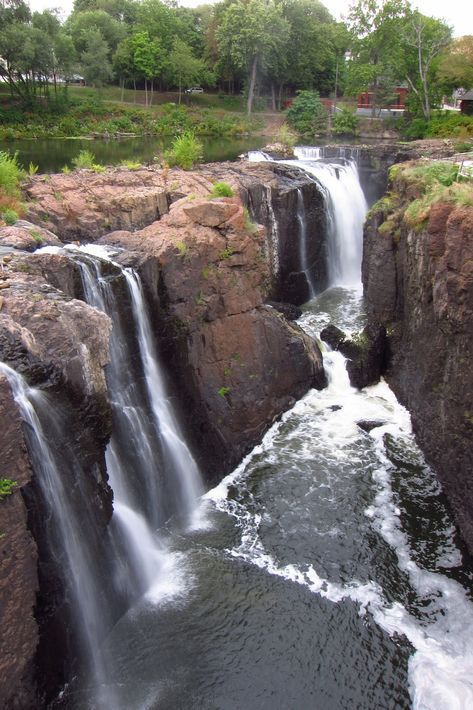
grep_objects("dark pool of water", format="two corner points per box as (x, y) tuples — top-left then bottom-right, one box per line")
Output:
(0, 135), (269, 174)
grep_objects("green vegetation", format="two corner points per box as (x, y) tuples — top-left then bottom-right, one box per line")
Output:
(219, 245), (234, 260)
(275, 124), (298, 150)
(243, 207), (258, 235)
(120, 159), (142, 170)
(210, 182), (234, 198)
(0, 151), (24, 195)
(332, 107), (359, 136)
(218, 386), (231, 398)
(0, 0), (471, 150)
(287, 90), (327, 137)
(175, 240), (188, 256)
(392, 160), (473, 229)
(1, 208), (18, 225)
(71, 149), (105, 172)
(400, 113), (473, 140)
(164, 132), (203, 170)
(0, 479), (17, 501)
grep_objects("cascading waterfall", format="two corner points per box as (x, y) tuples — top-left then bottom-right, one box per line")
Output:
(71, 245), (204, 596)
(296, 188), (315, 298)
(249, 146), (367, 290)
(290, 158), (367, 286)
(0, 362), (117, 708)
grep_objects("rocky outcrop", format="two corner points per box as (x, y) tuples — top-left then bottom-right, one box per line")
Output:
(0, 252), (113, 704)
(363, 166), (473, 552)
(320, 322), (387, 389)
(0, 379), (38, 710)
(100, 194), (326, 481)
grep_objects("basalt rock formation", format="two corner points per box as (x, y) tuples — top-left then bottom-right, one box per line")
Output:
(1, 161), (328, 704)
(100, 193), (326, 482)
(363, 162), (473, 553)
(320, 322), (387, 389)
(0, 252), (113, 706)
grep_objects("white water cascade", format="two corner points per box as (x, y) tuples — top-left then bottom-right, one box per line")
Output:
(71, 244), (204, 601)
(0, 362), (117, 708)
(248, 146), (367, 290)
(296, 187), (315, 298)
(289, 155), (367, 286)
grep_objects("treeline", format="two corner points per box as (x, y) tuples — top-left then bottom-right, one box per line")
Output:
(0, 0), (470, 117)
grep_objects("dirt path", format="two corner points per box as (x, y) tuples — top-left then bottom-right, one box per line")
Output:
(256, 112), (286, 137)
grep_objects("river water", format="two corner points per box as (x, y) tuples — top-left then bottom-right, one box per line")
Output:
(83, 281), (471, 710)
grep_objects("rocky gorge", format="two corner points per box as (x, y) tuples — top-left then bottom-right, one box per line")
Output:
(0, 142), (472, 708)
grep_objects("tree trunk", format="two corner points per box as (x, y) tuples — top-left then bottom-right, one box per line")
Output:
(144, 78), (148, 107)
(271, 83), (276, 111)
(247, 54), (258, 115)
(120, 77), (124, 102)
(178, 75), (182, 105)
(277, 83), (283, 111)
(150, 79), (154, 106)
(133, 78), (136, 103)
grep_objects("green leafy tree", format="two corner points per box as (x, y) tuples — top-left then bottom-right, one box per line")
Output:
(439, 36), (473, 93)
(346, 0), (410, 115)
(80, 28), (113, 87)
(67, 9), (125, 58)
(217, 0), (289, 114)
(168, 38), (212, 104)
(131, 31), (166, 105)
(286, 90), (327, 136)
(400, 12), (452, 118)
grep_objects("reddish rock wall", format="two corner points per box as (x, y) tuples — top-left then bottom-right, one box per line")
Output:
(363, 183), (473, 553)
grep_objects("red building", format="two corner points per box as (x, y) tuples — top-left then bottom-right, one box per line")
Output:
(357, 86), (408, 110)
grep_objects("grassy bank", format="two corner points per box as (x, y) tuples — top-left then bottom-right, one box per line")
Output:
(0, 86), (264, 141)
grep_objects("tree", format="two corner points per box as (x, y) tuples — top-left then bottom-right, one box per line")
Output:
(67, 9), (125, 58)
(438, 36), (473, 93)
(217, 0), (289, 114)
(168, 38), (207, 104)
(286, 90), (327, 135)
(80, 28), (112, 87)
(131, 31), (166, 105)
(400, 12), (452, 119)
(346, 0), (410, 115)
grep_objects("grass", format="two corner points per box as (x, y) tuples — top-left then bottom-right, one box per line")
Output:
(390, 159), (473, 230)
(210, 181), (234, 198)
(0, 479), (17, 500)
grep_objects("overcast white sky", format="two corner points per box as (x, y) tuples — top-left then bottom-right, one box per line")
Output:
(27, 0), (473, 37)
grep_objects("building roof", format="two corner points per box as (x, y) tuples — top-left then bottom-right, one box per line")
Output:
(461, 89), (473, 101)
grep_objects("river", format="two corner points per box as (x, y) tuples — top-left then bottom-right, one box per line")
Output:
(6, 147), (473, 709)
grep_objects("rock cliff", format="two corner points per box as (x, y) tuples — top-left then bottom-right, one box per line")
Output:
(0, 252), (113, 705)
(1, 160), (328, 704)
(363, 160), (473, 553)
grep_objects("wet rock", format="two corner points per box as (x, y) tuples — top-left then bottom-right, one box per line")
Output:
(340, 322), (387, 390)
(267, 301), (303, 320)
(321, 322), (387, 389)
(363, 168), (473, 553)
(357, 419), (385, 433)
(0, 251), (114, 703)
(0, 221), (62, 252)
(320, 324), (346, 350)
(100, 189), (326, 482)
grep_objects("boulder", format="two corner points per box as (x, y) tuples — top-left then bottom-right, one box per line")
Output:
(321, 322), (387, 389)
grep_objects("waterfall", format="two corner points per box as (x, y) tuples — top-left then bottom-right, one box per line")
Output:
(72, 245), (204, 600)
(293, 146), (322, 161)
(0, 362), (117, 708)
(296, 188), (315, 298)
(290, 159), (367, 286)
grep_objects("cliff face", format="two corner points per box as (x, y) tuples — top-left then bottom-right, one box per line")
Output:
(363, 164), (473, 552)
(100, 193), (326, 482)
(1, 161), (328, 704)
(0, 252), (113, 705)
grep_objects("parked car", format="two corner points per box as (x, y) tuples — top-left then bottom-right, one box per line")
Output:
(185, 87), (204, 94)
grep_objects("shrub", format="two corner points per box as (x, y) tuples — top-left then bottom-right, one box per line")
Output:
(275, 123), (298, 149)
(120, 159), (142, 170)
(164, 132), (203, 170)
(286, 90), (327, 136)
(332, 108), (359, 136)
(210, 181), (234, 198)
(0, 208), (18, 225)
(0, 478), (17, 500)
(72, 149), (96, 169)
(0, 151), (25, 195)
(28, 162), (39, 176)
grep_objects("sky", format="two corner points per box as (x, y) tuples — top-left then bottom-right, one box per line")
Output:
(27, 0), (473, 38)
